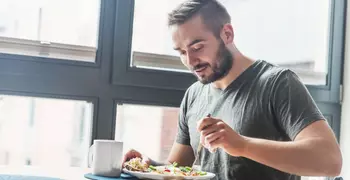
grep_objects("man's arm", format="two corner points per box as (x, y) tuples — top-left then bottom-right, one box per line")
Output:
(199, 118), (342, 177)
(238, 69), (341, 176)
(163, 85), (195, 167)
(241, 120), (342, 177)
(167, 142), (195, 167)
(146, 143), (194, 167)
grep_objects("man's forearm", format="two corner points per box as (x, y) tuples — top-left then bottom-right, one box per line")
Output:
(238, 137), (341, 177)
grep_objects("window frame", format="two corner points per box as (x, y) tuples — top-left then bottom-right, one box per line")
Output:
(303, 0), (346, 104)
(111, 0), (346, 104)
(0, 0), (106, 68)
(111, 0), (196, 91)
(0, 0), (122, 143)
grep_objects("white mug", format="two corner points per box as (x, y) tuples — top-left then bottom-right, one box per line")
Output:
(88, 140), (123, 177)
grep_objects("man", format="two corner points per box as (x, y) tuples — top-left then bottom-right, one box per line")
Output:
(123, 0), (342, 179)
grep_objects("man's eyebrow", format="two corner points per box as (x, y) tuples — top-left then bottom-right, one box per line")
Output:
(187, 39), (204, 47)
(173, 39), (205, 51)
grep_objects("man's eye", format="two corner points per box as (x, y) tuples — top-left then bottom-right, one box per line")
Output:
(179, 50), (186, 55)
(193, 45), (203, 52)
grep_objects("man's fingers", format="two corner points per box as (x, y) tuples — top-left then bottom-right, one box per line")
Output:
(208, 136), (224, 150)
(200, 123), (220, 146)
(199, 120), (225, 146)
(201, 121), (225, 136)
(122, 152), (132, 164)
(205, 129), (225, 145)
(200, 131), (205, 145)
(122, 149), (141, 165)
(142, 157), (151, 167)
(197, 117), (220, 131)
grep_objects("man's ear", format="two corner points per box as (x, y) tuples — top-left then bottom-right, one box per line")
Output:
(220, 23), (234, 44)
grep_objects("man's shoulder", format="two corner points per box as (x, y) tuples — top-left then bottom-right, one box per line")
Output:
(257, 60), (297, 83)
(255, 60), (307, 99)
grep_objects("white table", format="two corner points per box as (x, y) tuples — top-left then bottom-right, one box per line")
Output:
(0, 166), (91, 179)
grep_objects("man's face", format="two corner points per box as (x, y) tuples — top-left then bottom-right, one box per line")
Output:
(171, 15), (233, 84)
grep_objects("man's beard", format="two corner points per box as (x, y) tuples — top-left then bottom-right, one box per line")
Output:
(193, 41), (233, 84)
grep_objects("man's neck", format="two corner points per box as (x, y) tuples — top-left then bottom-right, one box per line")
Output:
(212, 52), (255, 90)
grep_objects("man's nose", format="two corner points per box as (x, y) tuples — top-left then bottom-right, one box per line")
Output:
(186, 52), (198, 67)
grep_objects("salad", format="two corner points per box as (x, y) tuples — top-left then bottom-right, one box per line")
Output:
(124, 157), (207, 177)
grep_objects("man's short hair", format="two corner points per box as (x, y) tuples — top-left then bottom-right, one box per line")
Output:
(168, 0), (231, 38)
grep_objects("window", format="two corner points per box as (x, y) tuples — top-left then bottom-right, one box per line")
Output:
(0, 95), (93, 169)
(226, 0), (330, 85)
(0, 0), (185, 178)
(0, 0), (100, 62)
(130, 0), (330, 85)
(115, 104), (179, 162)
(131, 0), (188, 72)
(112, 0), (195, 90)
(114, 0), (343, 100)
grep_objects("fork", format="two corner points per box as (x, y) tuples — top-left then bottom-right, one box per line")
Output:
(192, 114), (212, 167)
(192, 142), (203, 167)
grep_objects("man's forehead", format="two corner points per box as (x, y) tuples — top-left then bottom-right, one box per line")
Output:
(170, 17), (210, 48)
(172, 31), (204, 50)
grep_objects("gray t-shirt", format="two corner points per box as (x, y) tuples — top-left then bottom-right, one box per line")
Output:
(176, 60), (325, 180)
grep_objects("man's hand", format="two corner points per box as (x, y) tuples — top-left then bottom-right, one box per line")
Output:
(197, 116), (247, 156)
(122, 149), (151, 167)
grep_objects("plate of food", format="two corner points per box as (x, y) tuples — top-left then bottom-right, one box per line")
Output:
(123, 157), (215, 180)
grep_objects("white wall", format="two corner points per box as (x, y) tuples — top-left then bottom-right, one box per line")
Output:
(340, 1), (350, 178)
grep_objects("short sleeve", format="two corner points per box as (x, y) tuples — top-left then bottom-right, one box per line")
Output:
(175, 89), (191, 145)
(272, 70), (326, 140)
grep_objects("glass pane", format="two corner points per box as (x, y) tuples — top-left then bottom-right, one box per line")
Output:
(131, 0), (189, 72)
(115, 104), (179, 163)
(131, 0), (330, 85)
(0, 95), (93, 178)
(0, 0), (100, 62)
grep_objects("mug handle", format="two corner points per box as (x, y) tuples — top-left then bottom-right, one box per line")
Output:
(88, 144), (95, 168)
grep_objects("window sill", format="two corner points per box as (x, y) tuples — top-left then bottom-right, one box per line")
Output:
(0, 36), (96, 62)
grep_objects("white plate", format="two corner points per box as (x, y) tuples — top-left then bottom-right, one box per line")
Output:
(122, 168), (215, 180)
